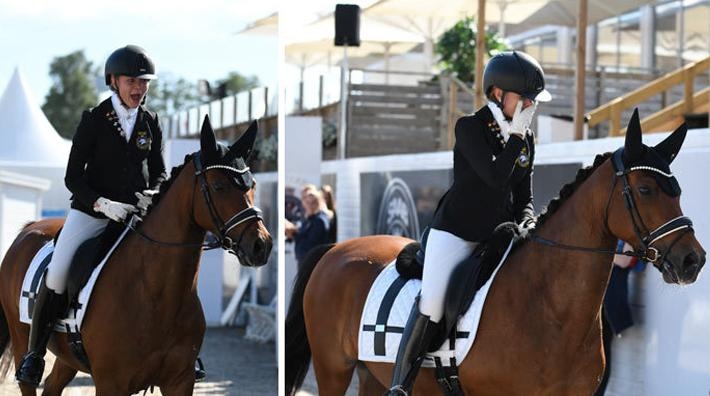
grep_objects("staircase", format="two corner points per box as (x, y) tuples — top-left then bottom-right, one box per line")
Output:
(587, 57), (710, 136)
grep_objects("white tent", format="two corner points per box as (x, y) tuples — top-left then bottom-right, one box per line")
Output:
(0, 68), (72, 214)
(0, 68), (71, 167)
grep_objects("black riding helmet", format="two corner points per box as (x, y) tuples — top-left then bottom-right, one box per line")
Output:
(483, 51), (551, 103)
(104, 45), (157, 86)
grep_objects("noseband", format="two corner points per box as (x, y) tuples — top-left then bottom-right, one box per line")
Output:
(531, 149), (693, 264)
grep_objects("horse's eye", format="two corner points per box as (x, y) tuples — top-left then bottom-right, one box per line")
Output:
(638, 186), (651, 196)
(212, 181), (226, 191)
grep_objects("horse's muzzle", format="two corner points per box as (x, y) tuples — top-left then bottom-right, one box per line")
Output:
(660, 248), (705, 285)
(235, 235), (272, 267)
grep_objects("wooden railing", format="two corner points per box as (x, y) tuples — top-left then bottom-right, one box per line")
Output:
(444, 75), (476, 149)
(347, 80), (443, 157)
(587, 57), (710, 136)
(441, 67), (665, 144)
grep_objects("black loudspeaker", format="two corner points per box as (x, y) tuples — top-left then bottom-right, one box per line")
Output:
(334, 4), (361, 47)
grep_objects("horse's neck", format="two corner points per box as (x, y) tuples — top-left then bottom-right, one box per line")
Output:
(523, 162), (617, 330)
(130, 170), (205, 294)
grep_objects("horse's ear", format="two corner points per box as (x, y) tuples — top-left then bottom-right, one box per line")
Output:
(200, 115), (218, 158)
(624, 108), (643, 162)
(654, 122), (687, 164)
(227, 120), (258, 161)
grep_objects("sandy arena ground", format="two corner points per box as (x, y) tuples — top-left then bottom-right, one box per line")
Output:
(0, 327), (276, 395)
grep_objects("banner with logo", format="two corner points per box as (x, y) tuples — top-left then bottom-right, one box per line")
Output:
(359, 163), (583, 240)
(360, 170), (452, 240)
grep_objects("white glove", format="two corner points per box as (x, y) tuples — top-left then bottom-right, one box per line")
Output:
(93, 197), (138, 222)
(135, 189), (158, 214)
(509, 101), (537, 138)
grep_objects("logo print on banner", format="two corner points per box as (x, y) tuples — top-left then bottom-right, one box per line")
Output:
(375, 178), (420, 240)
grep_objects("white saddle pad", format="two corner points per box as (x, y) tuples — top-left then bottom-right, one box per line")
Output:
(358, 240), (513, 367)
(19, 226), (130, 333)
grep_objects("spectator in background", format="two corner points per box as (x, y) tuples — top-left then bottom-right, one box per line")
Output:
(321, 184), (337, 243)
(285, 186), (332, 267)
(596, 240), (643, 395)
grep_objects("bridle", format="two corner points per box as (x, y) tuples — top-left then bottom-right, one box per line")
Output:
(126, 152), (263, 261)
(531, 148), (693, 264)
(192, 152), (263, 258)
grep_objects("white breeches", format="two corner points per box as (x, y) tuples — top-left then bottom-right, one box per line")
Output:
(419, 228), (478, 323)
(45, 209), (108, 293)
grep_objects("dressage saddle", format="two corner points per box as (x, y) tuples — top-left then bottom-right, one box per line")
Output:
(394, 222), (524, 350)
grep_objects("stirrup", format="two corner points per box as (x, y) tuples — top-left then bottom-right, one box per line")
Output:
(385, 385), (408, 396)
(195, 357), (206, 382)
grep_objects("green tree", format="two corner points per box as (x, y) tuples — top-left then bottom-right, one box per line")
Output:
(42, 50), (99, 138)
(436, 17), (509, 83)
(216, 72), (260, 97)
(148, 76), (201, 115)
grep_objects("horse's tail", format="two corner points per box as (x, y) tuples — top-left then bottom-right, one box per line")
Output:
(285, 243), (336, 396)
(0, 307), (12, 382)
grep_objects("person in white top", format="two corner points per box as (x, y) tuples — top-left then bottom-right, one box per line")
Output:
(15, 45), (167, 387)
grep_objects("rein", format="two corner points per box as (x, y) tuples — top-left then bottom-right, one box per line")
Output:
(125, 153), (263, 257)
(125, 216), (221, 250)
(530, 148), (693, 264)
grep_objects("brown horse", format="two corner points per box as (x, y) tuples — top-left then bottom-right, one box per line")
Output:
(0, 116), (272, 395)
(286, 110), (705, 396)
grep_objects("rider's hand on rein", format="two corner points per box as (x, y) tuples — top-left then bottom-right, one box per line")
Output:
(94, 197), (138, 222)
(135, 190), (158, 215)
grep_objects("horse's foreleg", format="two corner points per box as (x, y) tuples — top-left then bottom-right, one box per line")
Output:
(159, 378), (195, 396)
(10, 326), (37, 396)
(357, 363), (387, 396)
(17, 383), (37, 396)
(41, 358), (77, 396)
(310, 349), (357, 396)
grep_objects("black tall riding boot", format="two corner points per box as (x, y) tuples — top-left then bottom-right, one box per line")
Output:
(384, 297), (438, 396)
(15, 277), (64, 387)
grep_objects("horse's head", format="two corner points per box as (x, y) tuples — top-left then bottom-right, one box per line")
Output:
(606, 108), (705, 284)
(192, 115), (273, 267)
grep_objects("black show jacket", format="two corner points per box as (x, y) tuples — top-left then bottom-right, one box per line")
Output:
(430, 105), (535, 242)
(65, 97), (167, 218)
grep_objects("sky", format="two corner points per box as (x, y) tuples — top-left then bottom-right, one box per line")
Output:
(0, 0), (278, 105)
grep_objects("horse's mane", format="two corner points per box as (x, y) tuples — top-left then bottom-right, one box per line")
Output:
(144, 155), (193, 216)
(534, 152), (612, 229)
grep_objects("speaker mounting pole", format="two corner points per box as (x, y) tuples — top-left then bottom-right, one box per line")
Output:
(334, 3), (360, 160)
(339, 44), (349, 160)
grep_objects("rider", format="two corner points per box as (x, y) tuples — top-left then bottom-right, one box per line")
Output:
(15, 45), (167, 387)
(385, 51), (551, 395)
